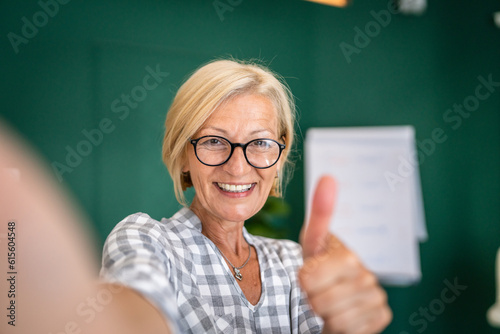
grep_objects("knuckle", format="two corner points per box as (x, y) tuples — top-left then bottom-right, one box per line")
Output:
(373, 289), (386, 305)
(377, 288), (389, 305)
(382, 306), (393, 323)
(368, 286), (387, 307)
(340, 251), (360, 272)
(344, 251), (359, 265)
(310, 288), (337, 315)
(384, 306), (393, 325)
(359, 271), (377, 288)
(375, 306), (393, 331)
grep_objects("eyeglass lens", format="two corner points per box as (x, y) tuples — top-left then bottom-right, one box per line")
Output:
(195, 136), (281, 168)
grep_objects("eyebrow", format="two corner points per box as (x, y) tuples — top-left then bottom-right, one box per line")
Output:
(202, 126), (274, 137)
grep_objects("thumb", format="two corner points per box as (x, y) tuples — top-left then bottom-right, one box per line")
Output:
(300, 175), (337, 259)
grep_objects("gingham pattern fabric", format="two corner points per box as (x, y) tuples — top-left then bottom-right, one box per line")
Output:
(100, 207), (323, 333)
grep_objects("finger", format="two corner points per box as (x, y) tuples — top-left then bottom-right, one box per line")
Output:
(321, 288), (390, 334)
(301, 175), (337, 258)
(351, 306), (393, 334)
(306, 271), (378, 317)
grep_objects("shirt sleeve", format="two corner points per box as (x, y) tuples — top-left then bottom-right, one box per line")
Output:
(297, 293), (324, 334)
(293, 244), (324, 333)
(99, 213), (181, 333)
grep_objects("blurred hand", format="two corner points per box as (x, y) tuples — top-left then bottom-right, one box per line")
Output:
(0, 122), (171, 334)
(299, 176), (392, 334)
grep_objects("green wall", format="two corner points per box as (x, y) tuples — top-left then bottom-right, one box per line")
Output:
(1, 0), (499, 333)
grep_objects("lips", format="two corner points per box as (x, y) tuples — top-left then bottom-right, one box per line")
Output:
(216, 182), (254, 193)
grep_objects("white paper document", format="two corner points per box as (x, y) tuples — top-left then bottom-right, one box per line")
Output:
(305, 126), (427, 286)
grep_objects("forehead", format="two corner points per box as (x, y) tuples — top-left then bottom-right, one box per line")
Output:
(199, 94), (279, 138)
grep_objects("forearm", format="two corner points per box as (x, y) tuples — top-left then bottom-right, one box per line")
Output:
(0, 126), (173, 334)
(81, 284), (172, 334)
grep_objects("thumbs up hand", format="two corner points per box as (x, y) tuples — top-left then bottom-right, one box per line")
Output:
(299, 176), (392, 334)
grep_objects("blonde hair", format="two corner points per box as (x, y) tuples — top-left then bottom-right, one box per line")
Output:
(162, 59), (296, 206)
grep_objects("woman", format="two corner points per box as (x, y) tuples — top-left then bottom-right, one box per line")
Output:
(100, 59), (392, 333)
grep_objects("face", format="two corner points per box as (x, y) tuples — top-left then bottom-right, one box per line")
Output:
(185, 93), (282, 224)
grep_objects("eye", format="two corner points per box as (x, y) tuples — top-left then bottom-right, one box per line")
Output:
(249, 140), (273, 150)
(208, 138), (221, 145)
(258, 140), (270, 146)
(198, 137), (228, 150)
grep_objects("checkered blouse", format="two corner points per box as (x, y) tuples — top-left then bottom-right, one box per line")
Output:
(100, 207), (323, 333)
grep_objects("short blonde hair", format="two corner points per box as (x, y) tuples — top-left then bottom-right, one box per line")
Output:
(162, 59), (296, 206)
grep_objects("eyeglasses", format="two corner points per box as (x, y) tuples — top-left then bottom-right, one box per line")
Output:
(190, 135), (286, 169)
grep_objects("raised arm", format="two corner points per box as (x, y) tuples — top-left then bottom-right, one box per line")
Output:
(0, 122), (172, 334)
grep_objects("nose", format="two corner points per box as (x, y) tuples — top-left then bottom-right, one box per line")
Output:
(222, 146), (252, 176)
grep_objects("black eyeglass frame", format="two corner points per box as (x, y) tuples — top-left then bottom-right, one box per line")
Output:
(190, 135), (286, 169)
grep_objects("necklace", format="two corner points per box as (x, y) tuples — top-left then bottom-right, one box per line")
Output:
(216, 244), (251, 281)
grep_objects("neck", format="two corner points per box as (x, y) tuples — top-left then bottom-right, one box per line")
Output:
(190, 196), (247, 255)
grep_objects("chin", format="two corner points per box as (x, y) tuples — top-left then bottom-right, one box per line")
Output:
(218, 204), (260, 223)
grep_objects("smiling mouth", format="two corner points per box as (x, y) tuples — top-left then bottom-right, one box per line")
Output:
(216, 182), (254, 193)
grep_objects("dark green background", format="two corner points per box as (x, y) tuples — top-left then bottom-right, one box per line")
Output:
(1, 0), (499, 333)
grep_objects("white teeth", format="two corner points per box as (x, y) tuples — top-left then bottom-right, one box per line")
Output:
(217, 183), (253, 193)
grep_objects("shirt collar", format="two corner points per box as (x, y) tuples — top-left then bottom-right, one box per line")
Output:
(172, 207), (259, 247)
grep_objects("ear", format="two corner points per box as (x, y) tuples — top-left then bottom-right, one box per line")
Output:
(181, 149), (190, 173)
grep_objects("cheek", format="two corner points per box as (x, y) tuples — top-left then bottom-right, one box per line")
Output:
(190, 164), (210, 187)
(259, 169), (277, 191)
